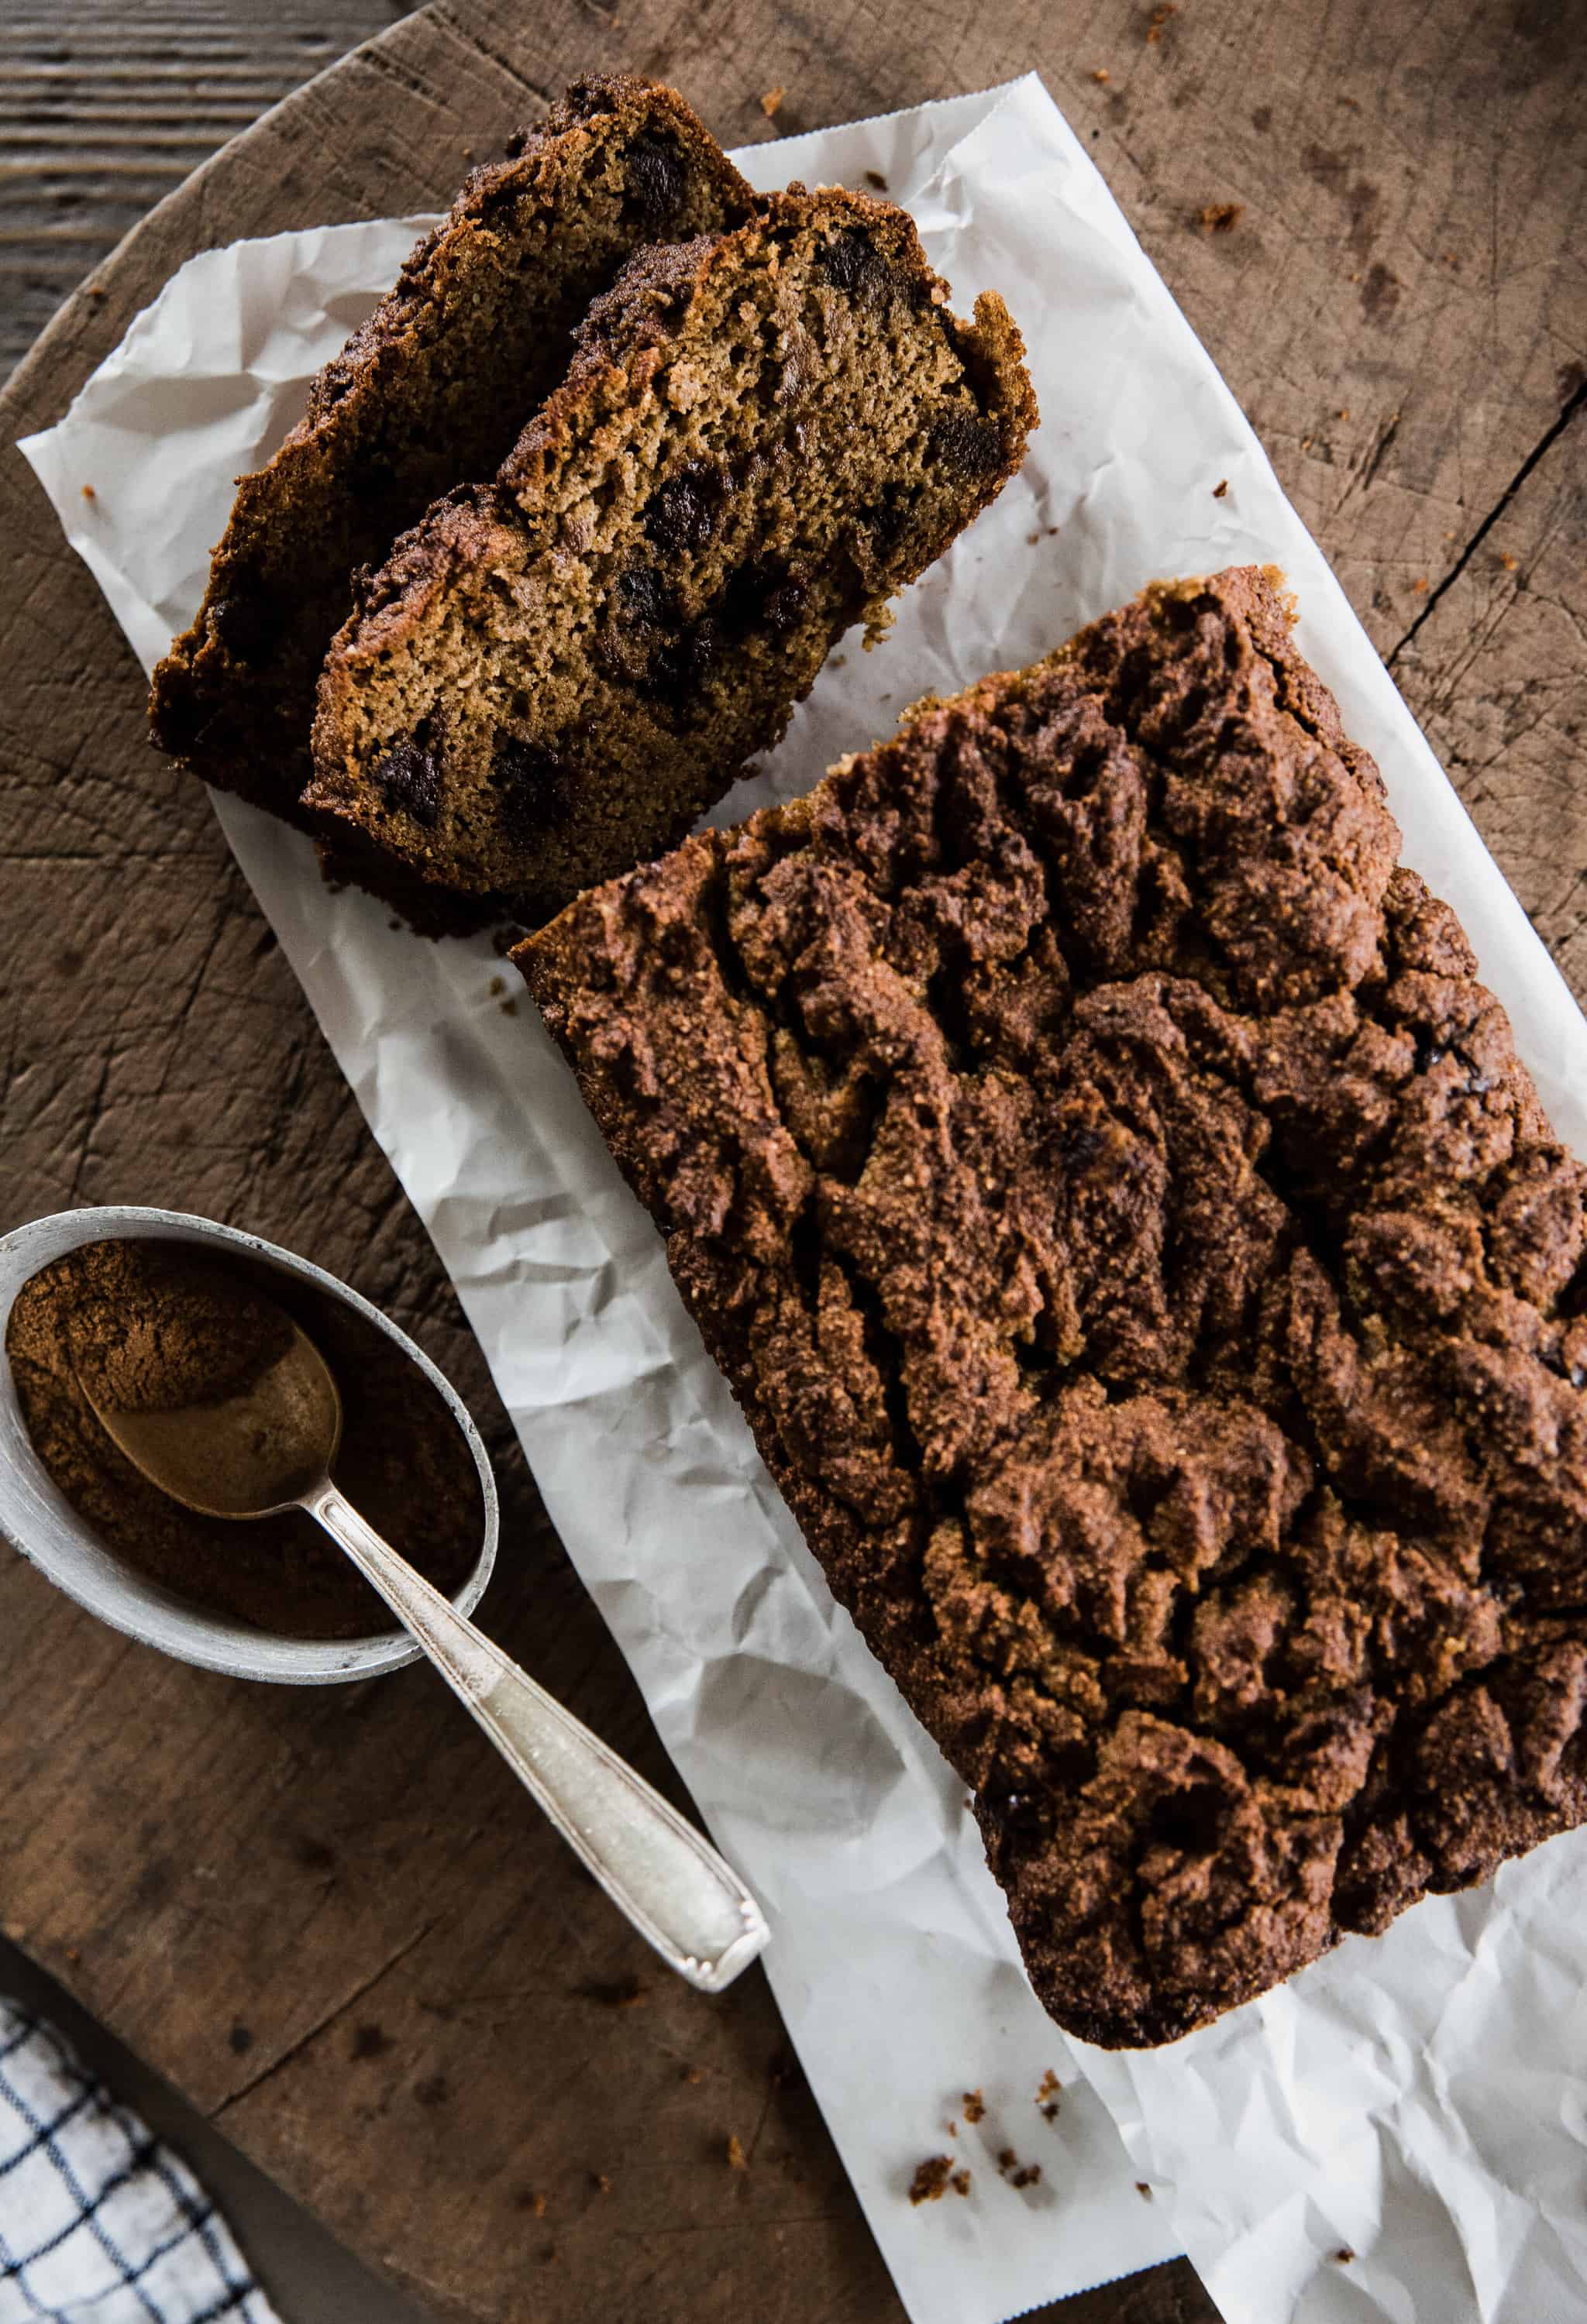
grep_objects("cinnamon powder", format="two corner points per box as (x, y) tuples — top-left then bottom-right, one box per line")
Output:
(6, 1238), (483, 1639)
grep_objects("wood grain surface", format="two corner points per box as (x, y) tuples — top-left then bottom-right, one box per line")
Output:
(1, 0), (397, 379)
(1, 1), (1582, 2319)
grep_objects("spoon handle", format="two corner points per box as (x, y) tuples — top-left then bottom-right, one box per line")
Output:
(307, 1482), (768, 1994)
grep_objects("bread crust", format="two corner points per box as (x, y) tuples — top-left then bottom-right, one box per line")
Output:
(520, 567), (1587, 2047)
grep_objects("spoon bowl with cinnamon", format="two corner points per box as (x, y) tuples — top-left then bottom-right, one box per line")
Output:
(0, 1205), (494, 1684)
(0, 1205), (767, 1993)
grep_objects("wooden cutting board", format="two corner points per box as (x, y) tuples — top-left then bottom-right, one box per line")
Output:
(1, 2), (1582, 2318)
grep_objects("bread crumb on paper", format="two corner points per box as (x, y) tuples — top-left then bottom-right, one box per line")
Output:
(1036, 2067), (1062, 2122)
(962, 2088), (986, 2124)
(1213, 478), (1229, 497)
(760, 87), (785, 118)
(909, 2154), (971, 2204)
(863, 168), (888, 191)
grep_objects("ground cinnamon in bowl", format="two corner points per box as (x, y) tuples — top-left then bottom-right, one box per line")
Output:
(5, 1238), (482, 1639)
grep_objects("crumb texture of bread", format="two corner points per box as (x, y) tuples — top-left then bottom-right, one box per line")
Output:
(518, 566), (1587, 2048)
(148, 74), (752, 829)
(306, 188), (1037, 933)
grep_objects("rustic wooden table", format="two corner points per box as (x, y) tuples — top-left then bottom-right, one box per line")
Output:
(2, 4), (1582, 2321)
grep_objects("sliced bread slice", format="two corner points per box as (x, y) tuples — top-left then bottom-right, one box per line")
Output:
(304, 190), (1038, 933)
(148, 74), (752, 828)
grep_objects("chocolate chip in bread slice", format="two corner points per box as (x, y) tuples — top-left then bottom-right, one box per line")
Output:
(304, 190), (1038, 933)
(149, 74), (752, 836)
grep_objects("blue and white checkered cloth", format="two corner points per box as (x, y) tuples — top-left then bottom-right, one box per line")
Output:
(0, 2001), (281, 2324)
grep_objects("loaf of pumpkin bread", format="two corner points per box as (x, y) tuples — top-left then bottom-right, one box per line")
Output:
(519, 566), (1587, 2047)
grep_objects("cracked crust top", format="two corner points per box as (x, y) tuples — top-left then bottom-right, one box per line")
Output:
(519, 565), (1587, 2047)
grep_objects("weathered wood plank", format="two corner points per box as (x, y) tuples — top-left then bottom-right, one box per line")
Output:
(1392, 396), (1587, 1004)
(0, 0), (393, 377)
(1076, 0), (1586, 671)
(1, 0), (1582, 2317)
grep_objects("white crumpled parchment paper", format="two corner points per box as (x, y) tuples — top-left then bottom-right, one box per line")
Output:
(20, 71), (1587, 2324)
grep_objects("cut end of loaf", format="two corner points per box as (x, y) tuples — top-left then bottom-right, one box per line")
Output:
(146, 74), (752, 837)
(303, 186), (1037, 933)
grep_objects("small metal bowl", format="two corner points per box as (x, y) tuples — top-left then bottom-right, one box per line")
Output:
(0, 1205), (498, 1686)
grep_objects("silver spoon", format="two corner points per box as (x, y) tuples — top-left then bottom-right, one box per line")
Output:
(77, 1301), (768, 1995)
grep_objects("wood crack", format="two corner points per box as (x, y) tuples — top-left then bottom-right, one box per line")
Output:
(1387, 380), (1587, 671)
(209, 1913), (438, 2118)
(430, 6), (557, 106)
